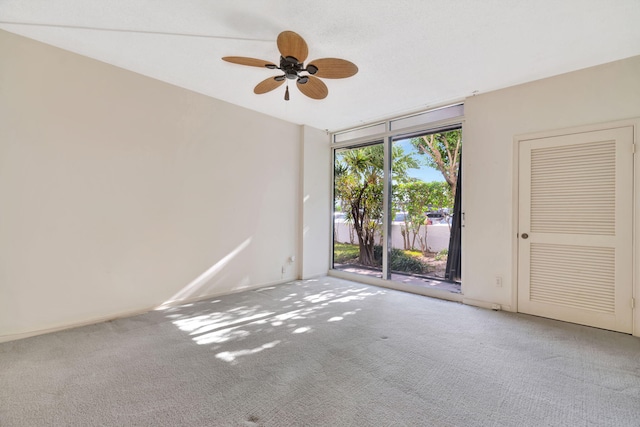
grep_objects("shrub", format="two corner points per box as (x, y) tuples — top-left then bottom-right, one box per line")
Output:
(435, 249), (448, 261)
(373, 245), (430, 274)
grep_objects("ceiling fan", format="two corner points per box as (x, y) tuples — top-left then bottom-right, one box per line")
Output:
(222, 31), (358, 101)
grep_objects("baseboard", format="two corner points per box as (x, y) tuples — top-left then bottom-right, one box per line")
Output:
(0, 277), (296, 344)
(299, 272), (330, 280)
(0, 306), (157, 344)
(155, 277), (295, 309)
(462, 297), (513, 312)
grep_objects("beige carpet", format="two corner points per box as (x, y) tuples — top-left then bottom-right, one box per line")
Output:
(1, 277), (639, 426)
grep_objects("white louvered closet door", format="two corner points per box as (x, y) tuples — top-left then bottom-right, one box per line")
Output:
(518, 126), (634, 333)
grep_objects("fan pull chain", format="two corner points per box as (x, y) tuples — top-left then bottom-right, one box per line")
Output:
(285, 84), (290, 101)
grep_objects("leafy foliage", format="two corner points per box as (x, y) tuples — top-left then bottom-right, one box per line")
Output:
(334, 128), (460, 267)
(334, 144), (416, 266)
(389, 249), (431, 274)
(393, 181), (451, 252)
(435, 248), (449, 261)
(373, 246), (431, 274)
(411, 129), (461, 198)
(335, 242), (430, 274)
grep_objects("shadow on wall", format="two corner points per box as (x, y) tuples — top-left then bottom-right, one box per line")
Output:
(157, 279), (386, 364)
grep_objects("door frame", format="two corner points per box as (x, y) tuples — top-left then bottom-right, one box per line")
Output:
(512, 118), (640, 336)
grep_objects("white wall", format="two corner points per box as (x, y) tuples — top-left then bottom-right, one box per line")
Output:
(300, 125), (331, 278)
(334, 222), (451, 253)
(462, 55), (640, 320)
(0, 30), (309, 341)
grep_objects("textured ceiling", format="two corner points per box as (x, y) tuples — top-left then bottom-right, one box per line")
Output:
(1, 0), (640, 131)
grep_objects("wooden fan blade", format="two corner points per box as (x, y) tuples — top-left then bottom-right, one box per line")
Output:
(254, 76), (285, 94)
(308, 58), (358, 79)
(277, 31), (308, 62)
(297, 75), (328, 100)
(222, 56), (276, 68)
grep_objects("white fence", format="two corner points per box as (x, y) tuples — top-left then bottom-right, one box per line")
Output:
(334, 221), (451, 253)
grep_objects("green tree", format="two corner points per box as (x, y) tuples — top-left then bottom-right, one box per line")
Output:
(411, 129), (461, 198)
(393, 181), (452, 253)
(334, 145), (416, 266)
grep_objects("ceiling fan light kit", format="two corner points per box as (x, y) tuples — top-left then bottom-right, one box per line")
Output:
(222, 30), (358, 101)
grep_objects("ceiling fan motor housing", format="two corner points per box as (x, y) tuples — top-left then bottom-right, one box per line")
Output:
(281, 55), (303, 79)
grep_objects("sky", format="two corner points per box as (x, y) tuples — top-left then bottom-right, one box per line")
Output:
(395, 139), (444, 182)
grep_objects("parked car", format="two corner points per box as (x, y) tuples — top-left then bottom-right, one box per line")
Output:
(426, 211), (447, 224)
(394, 212), (435, 225)
(393, 212), (407, 222)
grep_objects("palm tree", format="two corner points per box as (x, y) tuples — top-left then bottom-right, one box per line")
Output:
(334, 144), (416, 266)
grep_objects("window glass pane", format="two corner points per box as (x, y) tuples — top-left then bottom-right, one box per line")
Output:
(390, 104), (463, 131)
(333, 142), (384, 278)
(331, 106), (464, 293)
(389, 128), (462, 293)
(334, 123), (385, 143)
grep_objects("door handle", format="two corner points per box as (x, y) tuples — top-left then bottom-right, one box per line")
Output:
(521, 233), (529, 239)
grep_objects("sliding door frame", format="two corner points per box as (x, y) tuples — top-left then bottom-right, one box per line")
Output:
(329, 104), (465, 299)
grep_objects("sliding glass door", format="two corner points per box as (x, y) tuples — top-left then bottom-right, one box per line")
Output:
(389, 129), (460, 290)
(332, 142), (384, 278)
(331, 105), (463, 293)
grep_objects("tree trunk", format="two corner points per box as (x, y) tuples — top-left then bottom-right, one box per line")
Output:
(352, 210), (376, 266)
(356, 227), (376, 265)
(411, 225), (419, 251)
(401, 224), (409, 250)
(421, 224), (429, 255)
(357, 241), (375, 265)
(416, 134), (460, 199)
